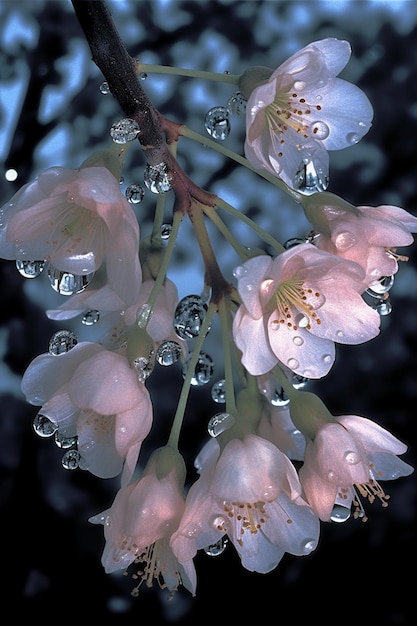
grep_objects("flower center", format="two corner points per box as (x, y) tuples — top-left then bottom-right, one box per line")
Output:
(217, 501), (271, 547)
(337, 467), (390, 523)
(265, 89), (324, 157)
(45, 201), (100, 260)
(267, 277), (323, 331)
(128, 538), (182, 597)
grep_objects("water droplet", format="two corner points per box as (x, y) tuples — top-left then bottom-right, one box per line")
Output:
(160, 223), (172, 240)
(174, 295), (210, 339)
(336, 330), (343, 338)
(182, 351), (214, 386)
(156, 340), (182, 366)
(203, 536), (228, 557)
(271, 388), (290, 407)
(323, 354), (332, 364)
(293, 335), (304, 346)
(292, 374), (309, 389)
(270, 320), (280, 331)
(125, 184), (145, 204)
(286, 358), (299, 370)
(294, 313), (309, 328)
(82, 309), (100, 325)
(293, 81), (306, 90)
(61, 449), (81, 470)
(207, 412), (235, 437)
(204, 106), (230, 140)
(139, 72), (147, 80)
(135, 303), (152, 328)
(33, 413), (58, 437)
(226, 91), (247, 115)
(344, 450), (360, 465)
(346, 132), (360, 144)
(367, 275), (394, 296)
(211, 379), (226, 403)
(48, 330), (78, 355)
(48, 265), (95, 296)
(294, 159), (329, 195)
(110, 118), (140, 144)
(302, 539), (317, 554)
(311, 120), (330, 140)
(330, 504), (351, 523)
(335, 231), (357, 251)
(16, 259), (46, 278)
(375, 299), (392, 316)
(99, 81), (110, 94)
(144, 162), (173, 193)
(55, 432), (78, 449)
(232, 265), (248, 279)
(133, 352), (155, 382)
(283, 237), (305, 249)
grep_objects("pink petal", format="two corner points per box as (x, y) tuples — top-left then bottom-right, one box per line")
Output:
(233, 306), (278, 376)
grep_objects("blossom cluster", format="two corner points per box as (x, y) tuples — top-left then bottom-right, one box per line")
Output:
(1, 31), (415, 598)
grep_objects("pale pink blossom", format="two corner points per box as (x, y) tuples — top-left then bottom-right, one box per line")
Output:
(243, 38), (373, 191)
(21, 341), (152, 485)
(303, 193), (417, 287)
(0, 165), (142, 307)
(171, 434), (319, 574)
(232, 243), (380, 379)
(297, 413), (413, 522)
(89, 446), (197, 596)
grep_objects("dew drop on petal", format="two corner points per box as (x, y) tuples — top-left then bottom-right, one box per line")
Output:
(125, 184), (145, 204)
(82, 309), (100, 325)
(294, 313), (309, 328)
(133, 353), (155, 382)
(344, 450), (360, 465)
(375, 299), (392, 316)
(33, 413), (58, 438)
(61, 448), (81, 470)
(294, 159), (329, 195)
(287, 358), (299, 370)
(283, 237), (306, 249)
(204, 106), (230, 140)
(48, 265), (95, 296)
(346, 132), (360, 144)
(156, 340), (182, 366)
(293, 80), (306, 90)
(335, 231), (357, 251)
(203, 536), (228, 557)
(271, 388), (290, 407)
(211, 379), (226, 403)
(55, 432), (78, 449)
(182, 351), (214, 386)
(311, 121), (330, 140)
(174, 295), (210, 339)
(292, 374), (309, 389)
(330, 504), (351, 523)
(48, 330), (78, 355)
(323, 354), (332, 364)
(293, 335), (304, 346)
(144, 162), (173, 193)
(16, 259), (46, 278)
(302, 539), (317, 554)
(367, 275), (394, 296)
(207, 412), (235, 437)
(110, 118), (140, 144)
(232, 265), (247, 279)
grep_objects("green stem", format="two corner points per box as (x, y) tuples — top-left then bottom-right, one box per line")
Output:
(202, 205), (250, 261)
(180, 125), (303, 201)
(272, 365), (298, 401)
(167, 302), (217, 450)
(218, 297), (238, 415)
(138, 62), (240, 85)
(145, 210), (183, 314)
(216, 196), (285, 255)
(151, 193), (168, 242)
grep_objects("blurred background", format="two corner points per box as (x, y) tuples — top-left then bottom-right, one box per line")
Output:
(1, 1), (416, 623)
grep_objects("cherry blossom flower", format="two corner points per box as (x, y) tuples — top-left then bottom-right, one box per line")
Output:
(171, 433), (320, 574)
(89, 446), (197, 596)
(242, 38), (373, 192)
(303, 192), (417, 287)
(296, 413), (413, 522)
(232, 243), (380, 379)
(21, 341), (152, 485)
(0, 165), (142, 307)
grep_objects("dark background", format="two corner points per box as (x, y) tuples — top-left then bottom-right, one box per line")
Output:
(1, 1), (416, 624)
